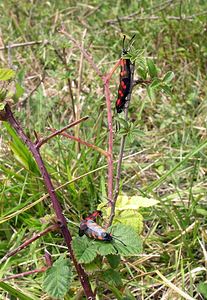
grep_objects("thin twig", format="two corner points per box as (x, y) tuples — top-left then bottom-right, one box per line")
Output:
(0, 40), (49, 51)
(1, 267), (48, 281)
(103, 75), (115, 205)
(75, 29), (87, 152)
(59, 26), (102, 78)
(0, 224), (59, 264)
(107, 10), (207, 23)
(48, 127), (109, 157)
(36, 116), (89, 148)
(101, 60), (121, 207)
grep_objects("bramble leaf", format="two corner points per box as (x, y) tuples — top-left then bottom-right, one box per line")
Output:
(97, 242), (117, 256)
(106, 254), (121, 269)
(43, 256), (72, 299)
(72, 236), (97, 263)
(114, 210), (143, 234)
(110, 224), (142, 256)
(102, 269), (122, 287)
(116, 195), (159, 209)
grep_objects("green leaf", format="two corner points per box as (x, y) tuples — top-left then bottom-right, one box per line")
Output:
(72, 236), (97, 263)
(0, 68), (15, 81)
(137, 67), (147, 79)
(196, 208), (207, 217)
(97, 242), (117, 256)
(114, 210), (143, 234)
(12, 82), (25, 101)
(4, 123), (39, 174)
(102, 269), (123, 287)
(198, 282), (207, 299)
(130, 127), (145, 137)
(0, 103), (5, 110)
(84, 257), (102, 271)
(0, 89), (7, 101)
(106, 254), (121, 269)
(43, 256), (72, 299)
(162, 71), (174, 83)
(147, 86), (155, 100)
(111, 224), (142, 256)
(147, 58), (158, 78)
(116, 195), (158, 210)
(0, 282), (36, 300)
(115, 116), (129, 128)
(162, 84), (172, 96)
(150, 78), (162, 89)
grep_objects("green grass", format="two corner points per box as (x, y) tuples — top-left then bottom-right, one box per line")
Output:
(1, 0), (207, 299)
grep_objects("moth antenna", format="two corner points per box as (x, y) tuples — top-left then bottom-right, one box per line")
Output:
(128, 34), (136, 50)
(122, 35), (126, 50)
(112, 244), (119, 254)
(113, 236), (127, 246)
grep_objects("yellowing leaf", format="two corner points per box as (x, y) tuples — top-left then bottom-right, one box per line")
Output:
(132, 196), (159, 207)
(116, 195), (158, 210)
(113, 210), (143, 234)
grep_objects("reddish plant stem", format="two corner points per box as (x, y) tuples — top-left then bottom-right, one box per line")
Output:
(0, 224), (59, 264)
(103, 60), (121, 207)
(3, 104), (95, 300)
(59, 28), (119, 207)
(48, 127), (109, 157)
(36, 116), (89, 148)
(1, 267), (48, 282)
(103, 75), (114, 204)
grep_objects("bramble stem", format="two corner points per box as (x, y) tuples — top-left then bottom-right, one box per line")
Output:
(3, 104), (95, 300)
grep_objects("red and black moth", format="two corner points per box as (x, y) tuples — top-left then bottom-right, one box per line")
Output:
(116, 35), (135, 113)
(79, 210), (126, 245)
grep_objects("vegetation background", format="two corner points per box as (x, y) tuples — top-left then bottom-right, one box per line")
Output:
(0, 0), (207, 299)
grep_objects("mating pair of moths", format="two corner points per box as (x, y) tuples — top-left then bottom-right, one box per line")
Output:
(79, 36), (135, 245)
(116, 34), (135, 113)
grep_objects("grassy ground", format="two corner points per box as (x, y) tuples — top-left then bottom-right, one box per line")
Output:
(1, 0), (207, 299)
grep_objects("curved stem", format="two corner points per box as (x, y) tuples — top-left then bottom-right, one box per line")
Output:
(3, 104), (95, 300)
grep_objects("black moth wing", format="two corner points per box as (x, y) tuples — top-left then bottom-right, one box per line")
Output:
(79, 221), (88, 237)
(79, 228), (85, 237)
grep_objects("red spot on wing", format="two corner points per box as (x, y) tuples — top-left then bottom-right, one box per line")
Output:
(121, 81), (127, 89)
(116, 99), (121, 106)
